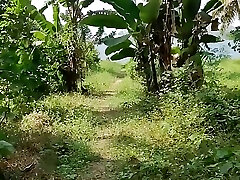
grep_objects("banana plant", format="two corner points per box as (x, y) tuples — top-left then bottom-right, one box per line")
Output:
(175, 0), (222, 87)
(82, 0), (162, 91)
(82, 0), (222, 91)
(40, 0), (98, 92)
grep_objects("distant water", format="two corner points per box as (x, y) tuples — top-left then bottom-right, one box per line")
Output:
(207, 40), (240, 59)
(97, 40), (240, 63)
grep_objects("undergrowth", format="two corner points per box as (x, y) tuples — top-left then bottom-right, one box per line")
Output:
(1, 60), (240, 179)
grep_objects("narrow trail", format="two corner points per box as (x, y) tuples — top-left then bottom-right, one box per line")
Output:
(90, 78), (123, 116)
(79, 78), (125, 180)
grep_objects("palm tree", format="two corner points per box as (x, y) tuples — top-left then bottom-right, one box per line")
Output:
(214, 0), (240, 29)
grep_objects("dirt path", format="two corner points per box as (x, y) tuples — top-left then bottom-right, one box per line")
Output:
(79, 79), (124, 180)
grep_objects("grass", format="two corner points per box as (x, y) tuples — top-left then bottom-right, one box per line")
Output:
(99, 60), (125, 78)
(1, 60), (240, 179)
(218, 59), (240, 88)
(83, 71), (117, 94)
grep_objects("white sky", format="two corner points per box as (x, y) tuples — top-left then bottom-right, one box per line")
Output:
(32, 0), (240, 59)
(32, 0), (240, 27)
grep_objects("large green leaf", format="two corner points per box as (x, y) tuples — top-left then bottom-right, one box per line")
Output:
(17, 0), (31, 8)
(111, 48), (135, 60)
(201, 34), (221, 43)
(53, 3), (61, 32)
(104, 34), (130, 46)
(220, 162), (233, 174)
(81, 14), (128, 29)
(139, 0), (162, 23)
(105, 40), (132, 55)
(177, 21), (194, 40)
(31, 31), (47, 41)
(0, 140), (15, 158)
(189, 53), (202, 66)
(202, 0), (222, 13)
(30, 10), (55, 34)
(183, 0), (201, 21)
(100, 0), (140, 20)
(82, 0), (94, 8)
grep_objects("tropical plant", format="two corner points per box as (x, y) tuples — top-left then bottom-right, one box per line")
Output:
(230, 26), (240, 52)
(214, 0), (240, 29)
(0, 0), (66, 118)
(82, 0), (222, 92)
(41, 0), (100, 92)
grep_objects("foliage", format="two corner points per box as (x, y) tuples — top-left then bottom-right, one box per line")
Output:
(214, 0), (240, 30)
(54, 0), (100, 92)
(0, 1), (66, 118)
(231, 26), (240, 52)
(0, 0), (240, 179)
(123, 59), (139, 80)
(82, 0), (222, 92)
(0, 140), (15, 158)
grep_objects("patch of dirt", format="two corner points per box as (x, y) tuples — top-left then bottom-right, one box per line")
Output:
(78, 159), (118, 180)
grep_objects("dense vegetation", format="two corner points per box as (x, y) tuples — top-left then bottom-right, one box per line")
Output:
(0, 0), (240, 179)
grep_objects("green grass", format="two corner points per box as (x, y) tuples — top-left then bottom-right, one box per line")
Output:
(218, 59), (240, 88)
(99, 60), (124, 77)
(83, 71), (117, 94)
(2, 60), (240, 179)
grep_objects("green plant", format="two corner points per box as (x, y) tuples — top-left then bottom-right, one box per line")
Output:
(0, 0), (67, 119)
(82, 0), (223, 92)
(0, 140), (15, 158)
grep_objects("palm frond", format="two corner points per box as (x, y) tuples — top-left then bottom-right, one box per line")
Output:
(214, 0), (240, 29)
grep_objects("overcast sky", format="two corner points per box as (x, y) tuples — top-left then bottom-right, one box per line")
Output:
(32, 0), (240, 59)
(32, 0), (240, 27)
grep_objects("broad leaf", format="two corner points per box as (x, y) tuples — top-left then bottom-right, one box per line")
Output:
(104, 34), (130, 46)
(82, 0), (94, 8)
(81, 14), (128, 29)
(111, 48), (135, 60)
(203, 0), (222, 13)
(199, 11), (212, 23)
(139, 0), (162, 23)
(0, 140), (15, 158)
(31, 31), (47, 41)
(183, 0), (201, 21)
(18, 0), (31, 8)
(105, 40), (132, 55)
(177, 21), (194, 40)
(53, 3), (61, 32)
(220, 162), (233, 174)
(100, 0), (140, 20)
(30, 9), (55, 34)
(216, 149), (230, 159)
(189, 53), (202, 66)
(201, 34), (221, 43)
